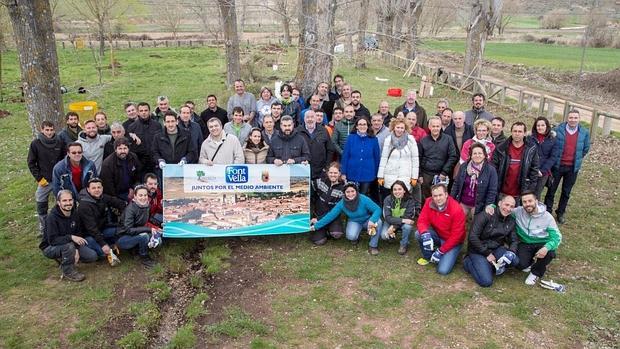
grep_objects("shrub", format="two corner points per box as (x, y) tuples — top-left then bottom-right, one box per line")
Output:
(541, 9), (570, 29)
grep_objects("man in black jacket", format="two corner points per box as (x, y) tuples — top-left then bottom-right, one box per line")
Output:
(297, 110), (335, 179)
(200, 94), (229, 138)
(492, 122), (539, 200)
(463, 195), (519, 287)
(152, 112), (197, 174)
(100, 138), (143, 201)
(40, 190), (98, 282)
(28, 121), (66, 236)
(491, 117), (507, 146)
(127, 102), (163, 174)
(444, 111), (474, 153)
(58, 112), (82, 145)
(351, 90), (371, 119)
(267, 115), (311, 165)
(418, 116), (458, 199)
(77, 178), (127, 263)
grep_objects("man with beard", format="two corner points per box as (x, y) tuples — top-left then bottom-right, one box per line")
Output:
(394, 90), (428, 129)
(144, 173), (163, 228)
(39, 190), (98, 282)
(77, 119), (112, 175)
(200, 95), (228, 138)
(103, 122), (145, 162)
(440, 108), (453, 131)
(58, 112), (82, 145)
(465, 93), (494, 125)
(100, 138), (143, 201)
(94, 111), (111, 135)
(329, 74), (345, 101)
(28, 121), (66, 236)
(267, 115), (310, 165)
(331, 105), (357, 155)
(297, 110), (335, 179)
(128, 102), (163, 173)
(52, 142), (97, 200)
(351, 90), (371, 119)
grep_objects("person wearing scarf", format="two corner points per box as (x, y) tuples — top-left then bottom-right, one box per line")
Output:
(373, 181), (416, 255)
(377, 117), (420, 208)
(116, 185), (160, 268)
(341, 117), (381, 202)
(451, 142), (498, 217)
(311, 183), (383, 254)
(309, 162), (345, 245)
(279, 83), (301, 125)
(459, 119), (496, 165)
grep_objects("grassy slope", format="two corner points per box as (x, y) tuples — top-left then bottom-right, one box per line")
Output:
(0, 46), (618, 348)
(421, 40), (620, 72)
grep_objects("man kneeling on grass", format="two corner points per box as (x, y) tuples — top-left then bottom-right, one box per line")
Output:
(39, 190), (98, 282)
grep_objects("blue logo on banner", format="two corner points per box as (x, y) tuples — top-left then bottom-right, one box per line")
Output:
(225, 166), (249, 183)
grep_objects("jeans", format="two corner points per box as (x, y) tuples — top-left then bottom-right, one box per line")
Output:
(544, 165), (579, 215)
(370, 223), (413, 248)
(117, 233), (150, 256)
(415, 229), (462, 275)
(463, 247), (520, 287)
(346, 219), (383, 246)
(515, 243), (556, 277)
(84, 227), (118, 257)
(310, 219), (343, 244)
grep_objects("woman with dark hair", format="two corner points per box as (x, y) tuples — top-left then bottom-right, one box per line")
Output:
(372, 180), (416, 255)
(244, 128), (269, 164)
(116, 185), (161, 268)
(280, 84), (301, 124)
(311, 182), (383, 254)
(451, 142), (498, 218)
(527, 116), (557, 198)
(309, 162), (345, 245)
(341, 117), (381, 201)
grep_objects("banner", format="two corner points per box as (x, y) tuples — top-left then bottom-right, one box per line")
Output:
(162, 164), (311, 238)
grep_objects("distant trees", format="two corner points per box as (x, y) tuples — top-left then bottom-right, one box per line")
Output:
(217, 0), (241, 87)
(463, 0), (502, 79)
(68, 0), (122, 57)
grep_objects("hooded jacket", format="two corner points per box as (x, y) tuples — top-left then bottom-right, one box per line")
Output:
(513, 202), (562, 251)
(52, 156), (97, 198)
(243, 143), (269, 164)
(526, 131), (557, 174)
(266, 129), (311, 164)
(39, 205), (81, 250)
(58, 125), (82, 145)
(467, 209), (518, 256)
(465, 107), (494, 125)
(77, 132), (112, 175)
(377, 134), (419, 190)
(77, 189), (126, 246)
(28, 133), (66, 183)
(382, 194), (416, 226)
(492, 137), (540, 194)
(100, 152), (143, 197)
(315, 194), (382, 230)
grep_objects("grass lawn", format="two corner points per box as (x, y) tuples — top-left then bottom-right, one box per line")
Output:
(0, 46), (618, 348)
(421, 40), (620, 72)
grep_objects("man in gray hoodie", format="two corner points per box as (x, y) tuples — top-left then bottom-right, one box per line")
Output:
(78, 119), (112, 175)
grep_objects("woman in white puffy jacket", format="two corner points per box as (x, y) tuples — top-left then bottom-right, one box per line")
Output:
(377, 117), (420, 208)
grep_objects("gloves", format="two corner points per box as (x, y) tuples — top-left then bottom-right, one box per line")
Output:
(178, 159), (186, 166)
(377, 178), (385, 187)
(38, 178), (49, 187)
(410, 178), (417, 187)
(430, 249), (443, 264)
(421, 232), (434, 252)
(148, 231), (163, 249)
(159, 161), (166, 169)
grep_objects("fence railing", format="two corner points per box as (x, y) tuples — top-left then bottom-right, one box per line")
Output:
(367, 48), (619, 140)
(56, 37), (285, 50)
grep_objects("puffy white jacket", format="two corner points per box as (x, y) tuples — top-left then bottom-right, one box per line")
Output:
(377, 134), (419, 190)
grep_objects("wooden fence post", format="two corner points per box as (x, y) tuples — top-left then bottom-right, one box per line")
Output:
(602, 114), (612, 137)
(590, 110), (599, 141)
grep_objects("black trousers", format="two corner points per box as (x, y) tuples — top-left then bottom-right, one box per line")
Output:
(544, 165), (579, 215)
(515, 242), (556, 277)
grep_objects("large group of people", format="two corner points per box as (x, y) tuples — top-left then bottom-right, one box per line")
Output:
(28, 76), (589, 287)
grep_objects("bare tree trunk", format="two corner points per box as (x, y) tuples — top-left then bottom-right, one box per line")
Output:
(295, 0), (337, 98)
(282, 17), (291, 46)
(98, 21), (106, 57)
(384, 15), (394, 52)
(7, 0), (64, 136)
(393, 2), (406, 50)
(464, 0), (502, 80)
(345, 31), (353, 58)
(217, 0), (241, 87)
(405, 0), (424, 60)
(355, 0), (370, 68)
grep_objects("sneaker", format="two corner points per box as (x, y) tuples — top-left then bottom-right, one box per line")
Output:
(62, 270), (85, 282)
(398, 245), (408, 255)
(557, 214), (566, 225)
(417, 257), (429, 266)
(140, 255), (157, 269)
(107, 249), (121, 267)
(368, 247), (379, 256)
(522, 265), (532, 273)
(525, 273), (539, 286)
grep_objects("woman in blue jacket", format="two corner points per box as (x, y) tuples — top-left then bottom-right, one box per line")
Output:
(451, 142), (498, 217)
(527, 117), (557, 199)
(311, 183), (383, 254)
(341, 117), (381, 202)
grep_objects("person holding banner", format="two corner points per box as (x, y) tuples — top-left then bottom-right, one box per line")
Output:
(153, 112), (197, 172)
(244, 128), (269, 164)
(311, 183), (383, 254)
(310, 162), (345, 245)
(266, 115), (310, 166)
(199, 118), (245, 165)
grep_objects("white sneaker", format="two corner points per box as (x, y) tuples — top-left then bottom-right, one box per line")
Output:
(525, 273), (539, 286)
(522, 265), (531, 273)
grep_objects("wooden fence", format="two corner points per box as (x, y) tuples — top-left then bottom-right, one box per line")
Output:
(367, 49), (619, 140)
(56, 37), (284, 50)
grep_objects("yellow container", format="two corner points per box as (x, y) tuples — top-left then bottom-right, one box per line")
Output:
(68, 101), (98, 120)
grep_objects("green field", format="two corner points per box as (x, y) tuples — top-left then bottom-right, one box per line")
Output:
(422, 40), (620, 72)
(0, 46), (618, 348)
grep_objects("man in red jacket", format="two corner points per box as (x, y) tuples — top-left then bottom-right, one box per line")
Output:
(415, 183), (466, 275)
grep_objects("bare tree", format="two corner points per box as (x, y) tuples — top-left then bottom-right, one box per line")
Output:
(419, 0), (456, 36)
(187, 0), (212, 37)
(68, 0), (121, 57)
(496, 0), (519, 35)
(6, 0), (64, 135)
(157, 2), (184, 40)
(295, 0), (337, 98)
(217, 0), (241, 87)
(274, 0), (292, 46)
(405, 0), (424, 60)
(355, 0), (370, 68)
(375, 0), (406, 52)
(463, 0), (502, 80)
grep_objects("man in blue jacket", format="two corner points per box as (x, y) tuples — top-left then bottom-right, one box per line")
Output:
(52, 142), (97, 200)
(544, 110), (590, 224)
